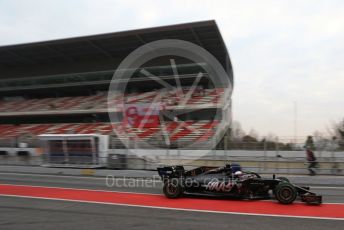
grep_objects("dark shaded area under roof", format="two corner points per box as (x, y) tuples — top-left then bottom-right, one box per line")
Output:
(0, 20), (233, 84)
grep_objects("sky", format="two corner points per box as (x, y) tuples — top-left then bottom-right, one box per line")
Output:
(0, 0), (343, 139)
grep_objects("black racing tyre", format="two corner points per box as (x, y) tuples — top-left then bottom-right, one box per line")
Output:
(273, 178), (290, 196)
(275, 182), (297, 204)
(277, 177), (290, 183)
(163, 179), (184, 198)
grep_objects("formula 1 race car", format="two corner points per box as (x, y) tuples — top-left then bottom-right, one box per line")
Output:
(157, 164), (322, 205)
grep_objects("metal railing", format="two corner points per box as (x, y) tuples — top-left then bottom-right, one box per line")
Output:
(2, 137), (343, 151)
(0, 155), (343, 175)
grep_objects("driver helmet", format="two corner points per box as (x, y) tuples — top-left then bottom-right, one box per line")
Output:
(234, 171), (243, 176)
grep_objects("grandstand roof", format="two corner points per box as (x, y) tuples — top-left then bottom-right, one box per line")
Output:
(0, 20), (233, 83)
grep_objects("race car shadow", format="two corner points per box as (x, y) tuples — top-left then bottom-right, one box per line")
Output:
(183, 193), (272, 202)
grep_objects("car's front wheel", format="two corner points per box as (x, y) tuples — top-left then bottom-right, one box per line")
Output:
(275, 182), (297, 204)
(163, 179), (184, 198)
(277, 177), (290, 183)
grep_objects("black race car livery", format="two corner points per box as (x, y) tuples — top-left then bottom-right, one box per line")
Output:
(157, 164), (322, 205)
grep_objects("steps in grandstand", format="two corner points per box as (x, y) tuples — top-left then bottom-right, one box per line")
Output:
(0, 88), (225, 114)
(0, 120), (218, 148)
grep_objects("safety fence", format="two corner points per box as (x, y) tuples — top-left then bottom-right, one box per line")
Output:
(0, 154), (343, 175)
(1, 136), (343, 151)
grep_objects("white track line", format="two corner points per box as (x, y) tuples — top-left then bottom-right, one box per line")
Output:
(0, 183), (162, 196)
(2, 172), (344, 189)
(3, 172), (344, 191)
(0, 194), (343, 221)
(0, 172), (162, 182)
(310, 186), (344, 190)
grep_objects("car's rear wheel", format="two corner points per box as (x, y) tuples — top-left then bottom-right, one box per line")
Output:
(163, 179), (183, 198)
(275, 182), (297, 204)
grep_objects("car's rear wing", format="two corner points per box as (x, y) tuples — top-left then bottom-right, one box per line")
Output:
(157, 166), (185, 180)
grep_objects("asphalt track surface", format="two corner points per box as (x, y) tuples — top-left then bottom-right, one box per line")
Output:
(0, 173), (343, 230)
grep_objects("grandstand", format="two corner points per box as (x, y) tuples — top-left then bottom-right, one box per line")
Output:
(0, 20), (233, 155)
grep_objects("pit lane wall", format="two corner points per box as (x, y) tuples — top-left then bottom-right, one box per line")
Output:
(0, 148), (343, 175)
